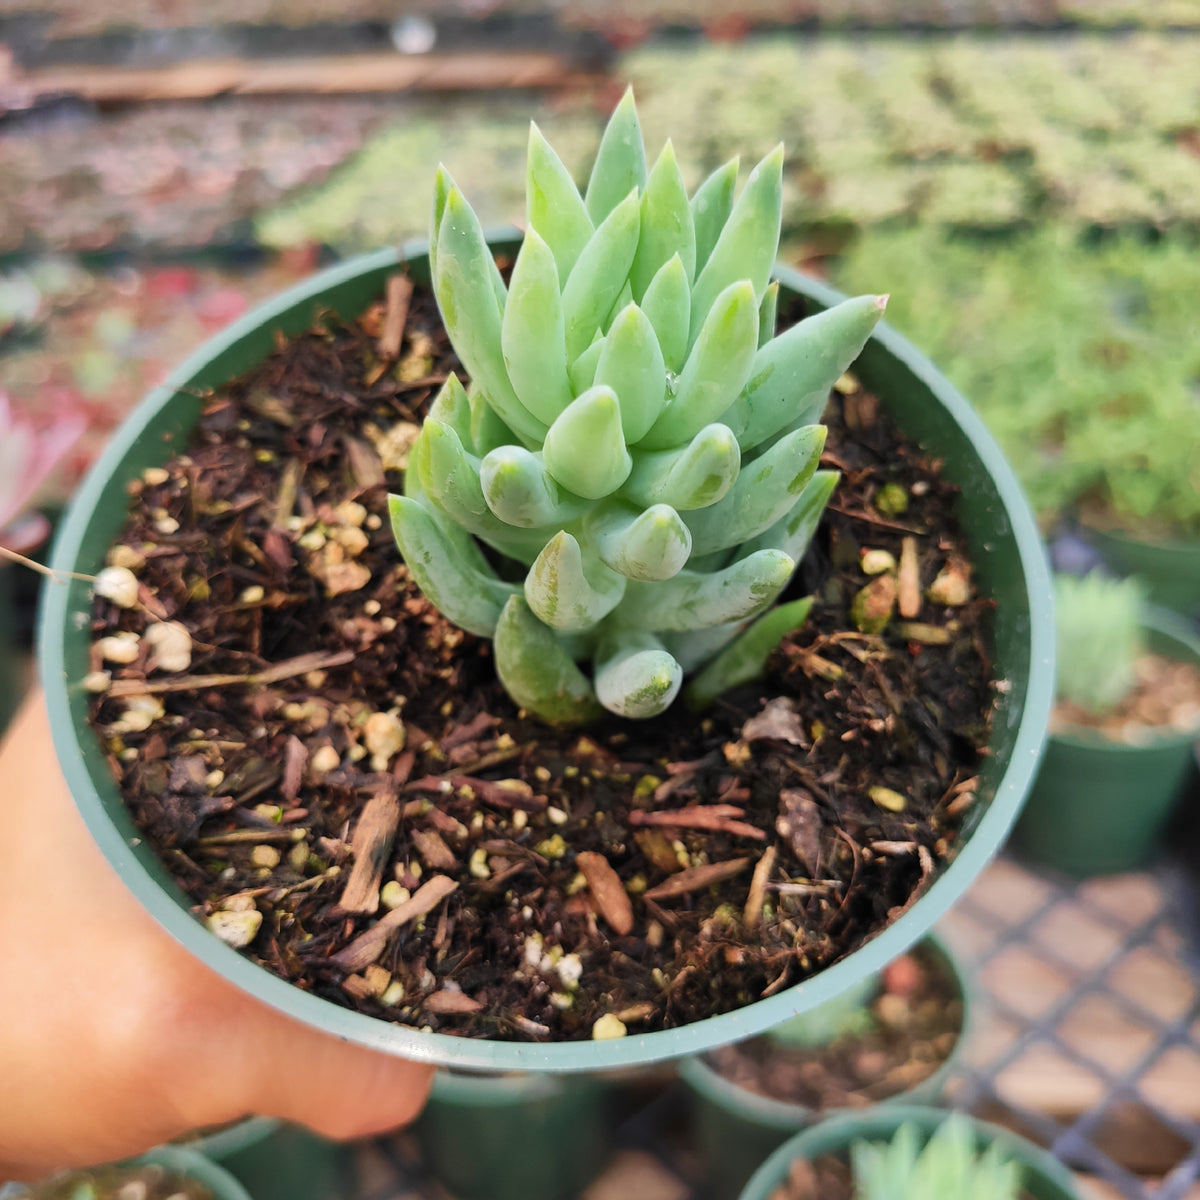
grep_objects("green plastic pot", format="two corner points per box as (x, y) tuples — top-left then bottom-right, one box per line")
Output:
(737, 1104), (1080, 1200)
(679, 935), (971, 1200)
(39, 238), (1054, 1073)
(413, 1071), (615, 1200)
(1087, 525), (1200, 616)
(1012, 607), (1200, 877)
(126, 1145), (253, 1200)
(187, 1119), (351, 1200)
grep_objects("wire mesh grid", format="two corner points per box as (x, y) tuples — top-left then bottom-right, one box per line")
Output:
(349, 845), (1200, 1200)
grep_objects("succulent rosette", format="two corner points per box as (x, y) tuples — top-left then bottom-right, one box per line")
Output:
(390, 90), (885, 722)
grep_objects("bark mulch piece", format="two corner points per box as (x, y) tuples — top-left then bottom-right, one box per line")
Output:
(87, 279), (996, 1042)
(704, 944), (963, 1110)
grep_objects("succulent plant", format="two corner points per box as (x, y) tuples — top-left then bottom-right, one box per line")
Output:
(850, 1114), (1021, 1200)
(1053, 570), (1146, 716)
(389, 89), (886, 723)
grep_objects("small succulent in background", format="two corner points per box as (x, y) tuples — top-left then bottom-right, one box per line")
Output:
(850, 1114), (1021, 1200)
(1053, 571), (1146, 716)
(390, 89), (886, 723)
(0, 390), (86, 556)
(766, 971), (878, 1048)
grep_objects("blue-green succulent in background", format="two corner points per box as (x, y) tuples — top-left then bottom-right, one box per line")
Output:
(389, 89), (886, 723)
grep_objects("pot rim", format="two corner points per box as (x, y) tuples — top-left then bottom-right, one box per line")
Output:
(737, 1103), (1080, 1200)
(677, 931), (973, 1130)
(40, 240), (1055, 1072)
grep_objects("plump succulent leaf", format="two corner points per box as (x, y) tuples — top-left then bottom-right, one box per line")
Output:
(584, 86), (647, 227)
(410, 91), (885, 723)
(495, 595), (603, 724)
(595, 630), (683, 718)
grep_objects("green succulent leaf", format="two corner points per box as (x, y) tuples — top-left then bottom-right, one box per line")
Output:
(527, 122), (594, 283)
(569, 335), (604, 394)
(616, 548), (795, 632)
(640, 253), (691, 374)
(594, 630), (683, 718)
(435, 188), (546, 447)
(684, 596), (813, 711)
(494, 595), (603, 725)
(427, 372), (475, 450)
(479, 445), (588, 529)
(388, 494), (518, 637)
(586, 500), (692, 582)
(742, 468), (840, 562)
(690, 157), (739, 277)
(502, 227), (574, 425)
(638, 280), (760, 450)
(543, 385), (633, 499)
(594, 302), (667, 444)
(584, 86), (648, 226)
(561, 189), (643, 362)
(689, 145), (783, 348)
(730, 294), (889, 452)
(467, 381), (518, 457)
(630, 141), (696, 302)
(623, 422), (741, 511)
(525, 530), (627, 632)
(685, 424), (827, 557)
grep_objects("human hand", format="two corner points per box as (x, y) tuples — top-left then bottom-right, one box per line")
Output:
(0, 692), (434, 1183)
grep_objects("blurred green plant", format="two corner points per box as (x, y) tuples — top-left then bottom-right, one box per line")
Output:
(1052, 572), (1146, 716)
(851, 1113), (1020, 1200)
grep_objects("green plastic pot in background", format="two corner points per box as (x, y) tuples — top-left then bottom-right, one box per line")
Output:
(39, 239), (1054, 1074)
(188, 1119), (351, 1200)
(1087, 526), (1200, 617)
(738, 1105), (1080, 1200)
(679, 935), (971, 1200)
(413, 1071), (616, 1200)
(1013, 607), (1200, 877)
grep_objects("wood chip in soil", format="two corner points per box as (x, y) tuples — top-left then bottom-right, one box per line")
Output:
(86, 282), (997, 1042)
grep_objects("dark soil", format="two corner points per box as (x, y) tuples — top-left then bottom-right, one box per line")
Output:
(32, 1164), (213, 1200)
(86, 275), (995, 1042)
(705, 944), (963, 1110)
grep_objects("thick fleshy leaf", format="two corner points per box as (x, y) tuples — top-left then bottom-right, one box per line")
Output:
(593, 303), (667, 444)
(388, 494), (518, 637)
(480, 446), (587, 529)
(525, 530), (626, 632)
(585, 500), (691, 582)
(637, 281), (759, 450)
(758, 280), (779, 348)
(684, 424), (826, 557)
(584, 86), (647, 225)
(690, 157), (738, 276)
(639, 253), (690, 374)
(494, 595), (603, 725)
(527, 123), (594, 283)
(543, 385), (632, 499)
(569, 336), (604, 394)
(683, 596), (813, 710)
(467, 382), (517, 457)
(502, 228), (574, 425)
(427, 372), (474, 450)
(431, 165), (505, 309)
(616, 548), (795, 632)
(689, 145), (783, 348)
(729, 294), (888, 452)
(561, 189), (642, 362)
(623, 423), (741, 511)
(661, 620), (742, 671)
(594, 631), (683, 719)
(740, 468), (840, 562)
(435, 188), (545, 446)
(630, 141), (696, 302)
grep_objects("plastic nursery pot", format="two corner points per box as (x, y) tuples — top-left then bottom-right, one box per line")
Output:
(1087, 524), (1200, 617)
(1012, 606), (1200, 878)
(125, 1144), (254, 1200)
(186, 1118), (351, 1200)
(413, 1070), (616, 1200)
(678, 934), (971, 1200)
(39, 237), (1054, 1073)
(737, 1104), (1080, 1200)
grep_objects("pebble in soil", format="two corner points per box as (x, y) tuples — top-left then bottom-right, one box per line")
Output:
(85, 282), (996, 1042)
